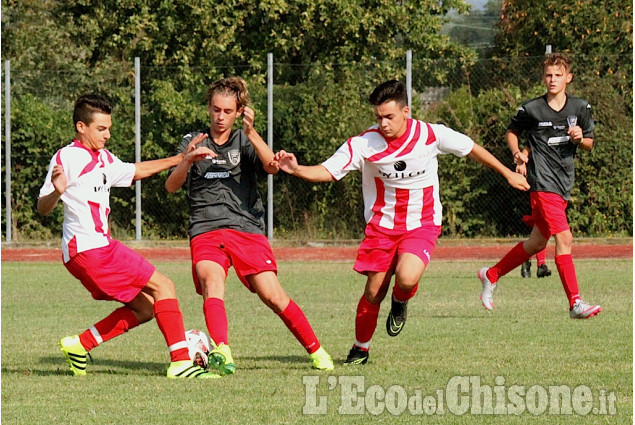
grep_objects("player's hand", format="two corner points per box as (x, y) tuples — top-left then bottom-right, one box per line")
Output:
(568, 126), (583, 144)
(513, 150), (528, 165)
(185, 146), (217, 163)
(51, 164), (67, 194)
(242, 107), (255, 136)
(507, 172), (530, 191)
(184, 133), (216, 163)
(515, 162), (527, 176)
(272, 150), (299, 175)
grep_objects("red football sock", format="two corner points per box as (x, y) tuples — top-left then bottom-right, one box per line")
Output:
(277, 299), (320, 354)
(204, 297), (229, 345)
(79, 307), (140, 351)
(536, 249), (547, 266)
(555, 254), (580, 308)
(153, 299), (190, 362)
(487, 242), (532, 283)
(393, 283), (419, 302)
(354, 295), (381, 347)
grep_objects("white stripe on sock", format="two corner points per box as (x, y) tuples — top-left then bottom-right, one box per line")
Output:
(89, 326), (103, 344)
(355, 340), (370, 350)
(168, 340), (188, 352)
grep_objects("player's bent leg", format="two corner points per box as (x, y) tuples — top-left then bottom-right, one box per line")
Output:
(141, 270), (177, 302)
(124, 291), (155, 324)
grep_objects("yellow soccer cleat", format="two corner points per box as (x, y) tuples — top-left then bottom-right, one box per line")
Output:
(59, 335), (89, 376)
(309, 346), (334, 371)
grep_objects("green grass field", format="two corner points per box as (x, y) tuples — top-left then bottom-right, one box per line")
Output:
(2, 259), (632, 424)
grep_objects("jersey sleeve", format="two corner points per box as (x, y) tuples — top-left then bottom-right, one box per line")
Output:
(321, 137), (364, 181)
(38, 151), (63, 198)
(106, 151), (136, 187)
(508, 104), (533, 133)
(431, 124), (475, 157)
(579, 101), (595, 138)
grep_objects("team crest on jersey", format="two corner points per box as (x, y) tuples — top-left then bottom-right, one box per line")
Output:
(394, 161), (407, 171)
(228, 149), (240, 166)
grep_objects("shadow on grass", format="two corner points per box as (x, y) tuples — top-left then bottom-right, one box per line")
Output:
(3, 356), (167, 376)
(237, 354), (308, 370)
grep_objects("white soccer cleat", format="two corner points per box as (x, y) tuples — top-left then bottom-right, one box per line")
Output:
(478, 267), (496, 311)
(569, 299), (602, 319)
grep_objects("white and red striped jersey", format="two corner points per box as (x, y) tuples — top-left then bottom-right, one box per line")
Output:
(322, 119), (474, 232)
(39, 140), (136, 262)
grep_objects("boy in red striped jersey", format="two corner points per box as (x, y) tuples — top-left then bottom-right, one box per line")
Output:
(272, 80), (529, 364)
(38, 94), (217, 378)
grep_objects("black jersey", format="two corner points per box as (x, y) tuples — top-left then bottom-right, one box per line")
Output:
(508, 94), (594, 200)
(173, 129), (266, 238)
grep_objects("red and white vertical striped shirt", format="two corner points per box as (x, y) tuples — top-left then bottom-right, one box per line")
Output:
(322, 119), (474, 232)
(39, 140), (136, 262)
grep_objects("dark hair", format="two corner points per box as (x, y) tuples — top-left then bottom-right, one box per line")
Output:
(207, 76), (251, 110)
(73, 94), (112, 127)
(543, 53), (572, 73)
(369, 80), (408, 107)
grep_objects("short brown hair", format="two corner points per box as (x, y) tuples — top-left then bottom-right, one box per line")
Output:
(543, 53), (572, 73)
(206, 77), (251, 110)
(73, 94), (112, 127)
(369, 80), (408, 108)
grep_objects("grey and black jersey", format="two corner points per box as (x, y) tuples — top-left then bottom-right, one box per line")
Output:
(508, 94), (594, 200)
(172, 129), (266, 239)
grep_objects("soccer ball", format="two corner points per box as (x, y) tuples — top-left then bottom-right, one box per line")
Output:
(185, 329), (214, 369)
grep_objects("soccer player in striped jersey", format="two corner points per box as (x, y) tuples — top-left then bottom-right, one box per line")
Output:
(38, 94), (218, 378)
(272, 80), (529, 364)
(479, 53), (601, 319)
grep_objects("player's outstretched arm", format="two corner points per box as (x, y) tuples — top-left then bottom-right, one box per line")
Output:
(467, 143), (530, 191)
(272, 150), (335, 182)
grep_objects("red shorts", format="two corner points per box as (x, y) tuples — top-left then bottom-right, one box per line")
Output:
(64, 240), (155, 303)
(525, 191), (570, 238)
(190, 229), (278, 293)
(353, 223), (441, 274)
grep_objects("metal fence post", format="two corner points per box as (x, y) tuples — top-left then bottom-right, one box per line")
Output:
(135, 57), (142, 240)
(267, 53), (274, 241)
(4, 60), (12, 242)
(406, 50), (412, 117)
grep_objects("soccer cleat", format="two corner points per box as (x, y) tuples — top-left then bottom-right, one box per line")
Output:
(344, 346), (369, 365)
(59, 335), (89, 376)
(386, 296), (408, 337)
(166, 360), (220, 379)
(569, 299), (602, 319)
(521, 260), (531, 278)
(309, 347), (334, 371)
(208, 343), (236, 375)
(478, 267), (497, 311)
(536, 263), (552, 278)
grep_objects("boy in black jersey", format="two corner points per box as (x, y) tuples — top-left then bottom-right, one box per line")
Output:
(166, 77), (334, 372)
(478, 53), (601, 319)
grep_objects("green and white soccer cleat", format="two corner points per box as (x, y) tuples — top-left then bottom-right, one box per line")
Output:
(166, 360), (220, 379)
(59, 335), (89, 376)
(309, 347), (334, 371)
(208, 343), (236, 375)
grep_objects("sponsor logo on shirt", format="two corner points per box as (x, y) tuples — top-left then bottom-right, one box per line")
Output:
(211, 158), (227, 165)
(394, 161), (407, 171)
(93, 186), (110, 193)
(204, 171), (231, 179)
(379, 169), (426, 179)
(538, 121), (553, 127)
(547, 136), (571, 146)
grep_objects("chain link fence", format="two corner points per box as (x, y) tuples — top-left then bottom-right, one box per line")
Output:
(2, 53), (632, 242)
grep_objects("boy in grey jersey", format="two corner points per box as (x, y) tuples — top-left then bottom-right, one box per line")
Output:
(166, 77), (334, 373)
(478, 53), (601, 319)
